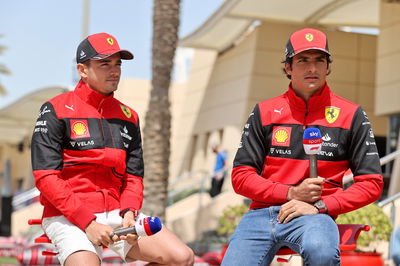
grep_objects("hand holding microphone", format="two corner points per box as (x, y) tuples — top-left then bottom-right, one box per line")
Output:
(110, 216), (162, 238)
(287, 128), (324, 203)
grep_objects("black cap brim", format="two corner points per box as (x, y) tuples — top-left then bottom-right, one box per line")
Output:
(91, 50), (134, 61)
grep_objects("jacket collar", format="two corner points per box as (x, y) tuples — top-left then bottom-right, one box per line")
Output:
(286, 82), (331, 112)
(74, 80), (114, 110)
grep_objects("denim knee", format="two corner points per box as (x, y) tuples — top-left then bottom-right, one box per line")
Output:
(302, 239), (340, 266)
(393, 253), (400, 265)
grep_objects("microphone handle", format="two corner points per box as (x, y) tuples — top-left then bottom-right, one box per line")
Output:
(309, 155), (318, 178)
(111, 226), (137, 237)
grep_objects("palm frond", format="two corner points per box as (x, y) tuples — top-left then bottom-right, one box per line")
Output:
(0, 64), (10, 75)
(0, 83), (7, 95)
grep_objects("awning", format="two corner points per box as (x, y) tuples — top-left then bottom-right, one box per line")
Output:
(180, 0), (379, 52)
(0, 86), (69, 144)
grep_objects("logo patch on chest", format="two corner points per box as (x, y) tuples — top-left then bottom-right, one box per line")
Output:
(325, 106), (340, 124)
(272, 126), (292, 147)
(120, 105), (132, 118)
(70, 119), (90, 139)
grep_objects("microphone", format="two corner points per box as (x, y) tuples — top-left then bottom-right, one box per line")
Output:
(110, 216), (162, 238)
(303, 128), (322, 178)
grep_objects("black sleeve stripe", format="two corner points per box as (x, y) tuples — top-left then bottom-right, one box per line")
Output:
(31, 102), (65, 171)
(233, 104), (267, 174)
(125, 118), (144, 178)
(348, 106), (382, 176)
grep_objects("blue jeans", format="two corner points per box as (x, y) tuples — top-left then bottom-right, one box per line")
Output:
(221, 206), (340, 266)
(391, 227), (400, 266)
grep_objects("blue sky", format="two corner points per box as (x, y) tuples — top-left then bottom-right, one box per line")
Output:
(0, 0), (224, 107)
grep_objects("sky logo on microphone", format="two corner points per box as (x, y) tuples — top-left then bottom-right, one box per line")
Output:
(303, 128), (322, 155)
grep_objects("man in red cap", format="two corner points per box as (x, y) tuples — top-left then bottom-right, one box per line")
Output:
(222, 28), (383, 265)
(31, 33), (194, 266)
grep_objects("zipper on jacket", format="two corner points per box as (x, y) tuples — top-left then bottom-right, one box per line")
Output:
(98, 99), (107, 144)
(99, 99), (116, 148)
(99, 118), (106, 144)
(303, 103), (309, 128)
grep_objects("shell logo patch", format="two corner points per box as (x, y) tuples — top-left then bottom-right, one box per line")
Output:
(70, 119), (90, 139)
(305, 33), (314, 42)
(120, 105), (132, 118)
(272, 126), (292, 147)
(107, 37), (114, 45)
(325, 106), (340, 124)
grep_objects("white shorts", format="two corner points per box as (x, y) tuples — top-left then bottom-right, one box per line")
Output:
(42, 210), (147, 266)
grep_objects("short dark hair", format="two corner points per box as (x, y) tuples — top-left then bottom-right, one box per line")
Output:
(82, 60), (91, 67)
(282, 54), (332, 79)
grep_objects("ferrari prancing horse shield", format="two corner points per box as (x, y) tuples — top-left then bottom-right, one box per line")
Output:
(120, 105), (132, 118)
(325, 106), (340, 124)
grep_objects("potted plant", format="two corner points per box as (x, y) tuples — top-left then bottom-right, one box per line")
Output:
(215, 204), (248, 261)
(336, 203), (393, 265)
(189, 205), (249, 265)
(216, 204), (248, 241)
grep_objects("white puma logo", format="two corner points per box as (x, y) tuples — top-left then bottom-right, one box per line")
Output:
(65, 104), (74, 111)
(274, 108), (283, 115)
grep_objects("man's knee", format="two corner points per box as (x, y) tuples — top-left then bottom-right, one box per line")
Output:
(302, 240), (340, 266)
(392, 253), (400, 265)
(170, 246), (194, 266)
(64, 250), (100, 266)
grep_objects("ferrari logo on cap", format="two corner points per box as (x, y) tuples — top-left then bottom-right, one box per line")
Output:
(107, 38), (114, 45)
(120, 105), (132, 118)
(325, 106), (340, 124)
(305, 33), (314, 42)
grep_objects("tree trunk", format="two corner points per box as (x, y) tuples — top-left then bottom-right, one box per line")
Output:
(142, 0), (180, 221)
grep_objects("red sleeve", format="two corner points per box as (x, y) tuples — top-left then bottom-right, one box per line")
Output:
(323, 107), (383, 215)
(232, 105), (290, 204)
(120, 114), (144, 212)
(33, 169), (96, 230)
(120, 173), (144, 212)
(323, 173), (383, 216)
(31, 102), (95, 230)
(232, 166), (290, 204)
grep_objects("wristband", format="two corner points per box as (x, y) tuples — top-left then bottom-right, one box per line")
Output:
(313, 200), (327, 214)
(120, 208), (139, 219)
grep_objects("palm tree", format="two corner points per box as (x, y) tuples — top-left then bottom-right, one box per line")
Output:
(142, 0), (180, 221)
(0, 35), (10, 95)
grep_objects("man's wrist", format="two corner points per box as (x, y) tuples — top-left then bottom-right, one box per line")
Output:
(313, 200), (327, 214)
(287, 186), (294, 200)
(84, 219), (96, 232)
(120, 208), (139, 219)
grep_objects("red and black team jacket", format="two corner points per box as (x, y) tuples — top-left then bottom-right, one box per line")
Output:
(31, 80), (144, 231)
(232, 83), (383, 216)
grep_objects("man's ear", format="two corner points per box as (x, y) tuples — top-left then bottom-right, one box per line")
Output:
(77, 63), (88, 79)
(326, 64), (331, 76)
(284, 63), (292, 75)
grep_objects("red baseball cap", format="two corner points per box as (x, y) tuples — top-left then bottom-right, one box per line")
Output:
(284, 28), (330, 60)
(76, 32), (134, 63)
